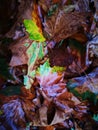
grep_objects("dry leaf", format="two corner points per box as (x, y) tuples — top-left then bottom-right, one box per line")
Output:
(44, 9), (88, 42)
(39, 126), (55, 130)
(68, 67), (98, 94)
(1, 99), (26, 129)
(21, 99), (35, 122)
(21, 86), (35, 100)
(9, 36), (31, 67)
(49, 40), (87, 78)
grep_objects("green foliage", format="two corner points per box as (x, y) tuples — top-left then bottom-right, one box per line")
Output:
(52, 66), (65, 73)
(37, 60), (51, 76)
(24, 20), (45, 42)
(37, 60), (65, 76)
(69, 88), (98, 104)
(93, 114), (98, 122)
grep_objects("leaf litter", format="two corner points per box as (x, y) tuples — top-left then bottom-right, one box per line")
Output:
(0, 0), (98, 130)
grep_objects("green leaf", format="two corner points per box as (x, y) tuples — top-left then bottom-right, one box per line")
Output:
(24, 41), (45, 89)
(24, 20), (46, 42)
(68, 87), (98, 104)
(52, 66), (66, 73)
(37, 60), (65, 76)
(93, 114), (98, 122)
(27, 41), (45, 72)
(37, 60), (51, 76)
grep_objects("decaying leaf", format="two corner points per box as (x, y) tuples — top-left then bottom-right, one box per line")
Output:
(9, 36), (31, 67)
(44, 8), (89, 42)
(49, 39), (87, 77)
(1, 99), (26, 129)
(40, 126), (55, 130)
(31, 61), (88, 127)
(67, 67), (98, 106)
(24, 41), (47, 89)
(0, 0), (98, 129)
(0, 93), (36, 129)
(67, 67), (98, 94)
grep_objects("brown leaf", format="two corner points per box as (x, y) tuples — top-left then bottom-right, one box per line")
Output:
(9, 36), (31, 67)
(39, 126), (55, 130)
(0, 94), (18, 105)
(21, 99), (35, 122)
(32, 1), (42, 33)
(44, 9), (88, 42)
(57, 91), (73, 100)
(68, 67), (98, 94)
(49, 40), (87, 78)
(54, 99), (74, 113)
(6, 0), (33, 38)
(70, 32), (88, 43)
(21, 86), (35, 100)
(39, 105), (48, 125)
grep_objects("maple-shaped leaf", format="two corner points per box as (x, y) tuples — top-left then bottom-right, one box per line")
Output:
(36, 60), (66, 97)
(24, 19), (46, 42)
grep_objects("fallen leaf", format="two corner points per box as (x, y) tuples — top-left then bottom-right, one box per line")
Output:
(9, 36), (31, 67)
(24, 19), (46, 42)
(49, 39), (87, 77)
(21, 99), (35, 122)
(24, 41), (46, 89)
(39, 126), (55, 130)
(44, 8), (88, 42)
(1, 99), (26, 129)
(21, 86), (35, 100)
